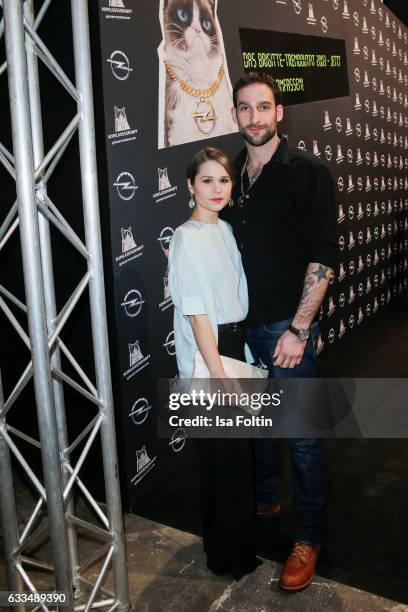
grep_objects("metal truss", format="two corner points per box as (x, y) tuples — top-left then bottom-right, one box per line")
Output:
(0, 1), (129, 610)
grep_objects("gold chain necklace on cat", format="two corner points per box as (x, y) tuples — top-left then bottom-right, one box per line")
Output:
(163, 57), (224, 135)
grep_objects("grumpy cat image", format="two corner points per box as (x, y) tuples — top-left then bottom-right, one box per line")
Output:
(158, 0), (237, 148)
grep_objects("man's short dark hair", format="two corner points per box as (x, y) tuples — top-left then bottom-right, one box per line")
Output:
(233, 71), (282, 108)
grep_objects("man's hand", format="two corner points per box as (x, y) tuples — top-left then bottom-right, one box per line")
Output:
(273, 329), (306, 369)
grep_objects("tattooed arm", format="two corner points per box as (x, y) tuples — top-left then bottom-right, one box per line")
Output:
(273, 262), (333, 368)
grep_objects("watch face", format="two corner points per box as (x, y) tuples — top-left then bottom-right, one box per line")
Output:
(299, 330), (310, 341)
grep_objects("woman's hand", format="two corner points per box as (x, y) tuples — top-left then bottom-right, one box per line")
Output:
(210, 367), (228, 378)
(188, 314), (225, 377)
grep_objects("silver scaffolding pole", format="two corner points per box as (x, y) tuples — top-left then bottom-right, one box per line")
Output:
(70, 2), (129, 607)
(0, 0), (130, 608)
(2, 0), (74, 607)
(23, 0), (80, 589)
(0, 369), (24, 612)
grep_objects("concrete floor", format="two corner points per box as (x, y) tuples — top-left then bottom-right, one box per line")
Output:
(120, 514), (408, 612)
(1, 509), (408, 611)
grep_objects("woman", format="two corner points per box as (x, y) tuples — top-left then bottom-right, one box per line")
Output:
(168, 147), (259, 579)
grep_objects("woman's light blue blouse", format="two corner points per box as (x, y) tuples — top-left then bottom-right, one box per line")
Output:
(168, 219), (248, 378)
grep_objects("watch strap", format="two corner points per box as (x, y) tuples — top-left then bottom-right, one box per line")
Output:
(288, 324), (310, 340)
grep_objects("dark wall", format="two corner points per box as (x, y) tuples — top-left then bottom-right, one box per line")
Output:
(384, 1), (408, 29)
(95, 0), (408, 512)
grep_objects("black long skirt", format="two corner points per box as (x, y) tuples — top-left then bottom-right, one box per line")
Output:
(196, 326), (259, 580)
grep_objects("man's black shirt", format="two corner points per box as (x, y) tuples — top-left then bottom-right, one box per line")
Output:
(221, 137), (338, 326)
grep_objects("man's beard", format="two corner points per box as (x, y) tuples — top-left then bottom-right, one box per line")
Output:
(240, 124), (276, 146)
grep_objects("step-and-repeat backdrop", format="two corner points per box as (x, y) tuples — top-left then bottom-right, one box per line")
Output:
(97, 0), (408, 509)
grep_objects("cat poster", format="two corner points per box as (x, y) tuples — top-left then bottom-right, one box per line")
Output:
(158, 0), (238, 148)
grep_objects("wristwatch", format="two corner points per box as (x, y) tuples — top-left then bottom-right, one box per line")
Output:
(288, 324), (310, 342)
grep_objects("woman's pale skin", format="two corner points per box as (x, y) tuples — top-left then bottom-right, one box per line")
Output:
(187, 160), (233, 378)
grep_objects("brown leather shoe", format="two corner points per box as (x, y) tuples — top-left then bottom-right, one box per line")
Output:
(256, 502), (281, 517)
(279, 542), (320, 591)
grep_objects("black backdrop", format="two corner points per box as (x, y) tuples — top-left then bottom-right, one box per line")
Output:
(94, 0), (408, 511)
(0, 1), (407, 511)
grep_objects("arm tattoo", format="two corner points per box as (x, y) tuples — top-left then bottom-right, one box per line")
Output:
(313, 263), (332, 282)
(293, 263), (333, 329)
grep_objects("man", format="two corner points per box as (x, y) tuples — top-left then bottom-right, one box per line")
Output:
(222, 72), (338, 591)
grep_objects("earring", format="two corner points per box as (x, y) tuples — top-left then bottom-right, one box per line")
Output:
(188, 193), (195, 209)
(228, 197), (234, 207)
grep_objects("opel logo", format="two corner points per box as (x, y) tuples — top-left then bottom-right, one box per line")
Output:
(325, 145), (332, 161)
(335, 116), (342, 132)
(348, 205), (355, 220)
(107, 50), (133, 81)
(349, 260), (355, 275)
(129, 397), (152, 426)
(337, 177), (344, 192)
(158, 227), (175, 253)
(114, 171), (138, 201)
(164, 330), (176, 356)
(338, 235), (345, 250)
(293, 0), (302, 15)
(328, 329), (335, 344)
(121, 289), (145, 317)
(169, 428), (187, 453)
(349, 315), (355, 328)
